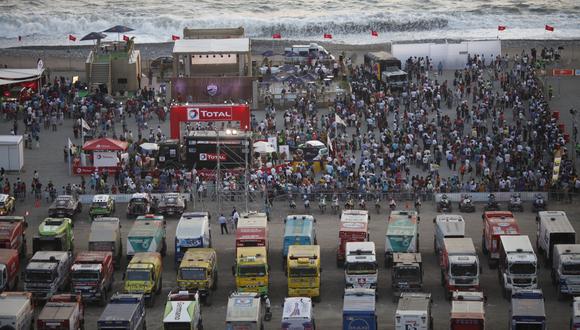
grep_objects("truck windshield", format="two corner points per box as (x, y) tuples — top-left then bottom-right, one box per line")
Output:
(451, 263), (478, 277)
(563, 263), (580, 275)
(72, 270), (100, 281)
(26, 270), (55, 282)
(238, 265), (266, 277)
(289, 267), (317, 277)
(180, 268), (206, 280)
(346, 262), (377, 274)
(515, 324), (543, 330)
(126, 270), (151, 281)
(92, 202), (108, 208)
(510, 263), (536, 275)
(164, 323), (191, 330)
(394, 267), (420, 279)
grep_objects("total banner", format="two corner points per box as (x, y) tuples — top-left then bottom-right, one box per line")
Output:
(94, 151), (118, 167)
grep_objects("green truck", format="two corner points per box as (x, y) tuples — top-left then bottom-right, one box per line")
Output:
(384, 210), (420, 267)
(126, 215), (166, 261)
(33, 218), (74, 253)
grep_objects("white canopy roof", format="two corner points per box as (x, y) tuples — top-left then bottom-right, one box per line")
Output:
(173, 38), (250, 54)
(0, 68), (44, 87)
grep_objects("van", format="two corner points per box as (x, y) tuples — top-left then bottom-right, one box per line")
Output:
(175, 212), (212, 266)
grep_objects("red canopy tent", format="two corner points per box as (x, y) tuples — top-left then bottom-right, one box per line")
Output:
(82, 138), (128, 151)
(73, 138), (128, 175)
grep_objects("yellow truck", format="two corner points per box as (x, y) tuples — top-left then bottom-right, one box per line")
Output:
(177, 248), (218, 306)
(287, 245), (321, 301)
(123, 252), (163, 307)
(233, 246), (269, 296)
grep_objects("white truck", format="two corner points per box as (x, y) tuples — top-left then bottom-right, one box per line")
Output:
(0, 292), (34, 330)
(552, 244), (580, 298)
(439, 238), (480, 299)
(226, 292), (265, 330)
(345, 242), (378, 290)
(433, 214), (465, 256)
(499, 235), (538, 298)
(536, 211), (576, 264)
(395, 293), (433, 330)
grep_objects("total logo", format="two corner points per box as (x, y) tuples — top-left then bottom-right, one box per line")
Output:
(187, 108), (199, 120)
(199, 153), (227, 161)
(187, 108), (232, 121)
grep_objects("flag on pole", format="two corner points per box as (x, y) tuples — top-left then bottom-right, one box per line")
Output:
(123, 35), (130, 42)
(323, 33), (333, 39)
(497, 25), (506, 31)
(335, 114), (347, 126)
(371, 30), (379, 37)
(68, 34), (77, 41)
(67, 138), (73, 176)
(172, 34), (181, 41)
(81, 119), (91, 131)
(272, 33), (281, 39)
(545, 24), (554, 32)
(327, 133), (333, 152)
(18, 36), (22, 42)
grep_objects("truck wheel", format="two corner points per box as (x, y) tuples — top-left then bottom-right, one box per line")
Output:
(211, 273), (218, 291)
(481, 237), (488, 255)
(440, 270), (445, 286)
(21, 239), (27, 259)
(156, 276), (163, 295)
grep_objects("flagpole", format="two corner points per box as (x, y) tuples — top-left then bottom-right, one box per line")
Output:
(67, 138), (72, 176)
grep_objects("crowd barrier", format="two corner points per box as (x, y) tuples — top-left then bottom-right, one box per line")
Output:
(79, 193), (192, 204)
(434, 192), (548, 203)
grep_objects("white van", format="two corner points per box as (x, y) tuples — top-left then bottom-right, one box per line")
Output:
(175, 212), (212, 266)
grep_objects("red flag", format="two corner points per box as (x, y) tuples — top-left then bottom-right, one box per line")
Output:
(498, 25), (506, 31)
(371, 30), (378, 37)
(172, 34), (181, 41)
(68, 34), (76, 41)
(545, 24), (554, 32)
(323, 33), (332, 39)
(272, 33), (281, 39)
(123, 35), (130, 42)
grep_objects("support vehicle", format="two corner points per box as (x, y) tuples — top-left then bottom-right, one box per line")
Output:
(337, 210), (369, 267)
(552, 244), (580, 297)
(392, 253), (423, 301)
(37, 294), (84, 330)
(89, 194), (115, 219)
(572, 297), (580, 330)
(342, 288), (377, 330)
(385, 210), (420, 268)
(33, 217), (74, 253)
(163, 289), (203, 330)
(175, 212), (212, 266)
(482, 211), (520, 268)
(24, 251), (73, 301)
(345, 242), (377, 290)
(282, 297), (316, 330)
(433, 214), (465, 256)
(226, 292), (265, 330)
(499, 235), (538, 298)
(127, 214), (167, 260)
(0, 292), (34, 330)
(0, 248), (19, 292)
(0, 194), (15, 215)
(450, 291), (485, 330)
(124, 252), (163, 307)
(177, 248), (218, 305)
(127, 193), (155, 218)
(395, 293), (433, 330)
(287, 245), (321, 301)
(283, 215), (317, 267)
(97, 293), (146, 330)
(89, 217), (122, 268)
(0, 215), (28, 257)
(71, 251), (114, 306)
(536, 211), (576, 264)
(234, 246), (269, 296)
(48, 195), (81, 218)
(237, 212), (269, 254)
(157, 193), (187, 217)
(440, 238), (480, 299)
(509, 289), (546, 330)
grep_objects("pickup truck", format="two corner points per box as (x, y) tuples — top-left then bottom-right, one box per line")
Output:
(98, 293), (147, 330)
(37, 294), (85, 330)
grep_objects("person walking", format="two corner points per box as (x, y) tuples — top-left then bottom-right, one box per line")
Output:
(218, 214), (228, 235)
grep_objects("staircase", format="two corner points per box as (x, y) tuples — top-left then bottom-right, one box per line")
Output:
(90, 62), (111, 90)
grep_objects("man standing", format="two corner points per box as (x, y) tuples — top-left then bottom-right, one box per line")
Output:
(218, 214), (228, 235)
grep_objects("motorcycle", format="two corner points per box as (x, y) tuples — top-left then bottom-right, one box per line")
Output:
(358, 195), (367, 210)
(303, 195), (310, 210)
(508, 193), (524, 212)
(331, 196), (340, 214)
(375, 198), (381, 214)
(414, 197), (422, 213)
(459, 194), (476, 213)
(319, 196), (327, 214)
(484, 193), (500, 211)
(532, 194), (547, 212)
(437, 194), (452, 212)
(389, 199), (397, 211)
(344, 197), (354, 210)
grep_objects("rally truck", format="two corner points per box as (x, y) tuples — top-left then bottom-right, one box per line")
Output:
(175, 212), (212, 267)
(71, 251), (114, 306)
(37, 294), (85, 330)
(536, 211), (576, 265)
(509, 289), (546, 330)
(89, 217), (122, 268)
(337, 210), (369, 267)
(0, 215), (28, 257)
(163, 289), (203, 330)
(226, 292), (265, 330)
(0, 248), (19, 292)
(0, 292), (34, 330)
(450, 291), (485, 330)
(48, 195), (81, 218)
(126, 214), (167, 261)
(24, 251), (73, 301)
(440, 238), (480, 299)
(392, 253), (423, 302)
(345, 241), (377, 291)
(97, 293), (147, 330)
(287, 245), (321, 301)
(282, 297), (316, 330)
(552, 244), (580, 298)
(237, 211), (268, 254)
(234, 246), (269, 296)
(343, 288), (377, 330)
(433, 214), (465, 256)
(177, 248), (218, 305)
(33, 217), (74, 253)
(89, 194), (115, 220)
(283, 215), (317, 268)
(482, 211), (520, 268)
(124, 252), (163, 307)
(157, 192), (187, 217)
(499, 235), (538, 298)
(385, 210), (420, 268)
(395, 293), (433, 330)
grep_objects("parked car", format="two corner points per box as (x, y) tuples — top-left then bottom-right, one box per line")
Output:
(157, 193), (187, 217)
(48, 195), (81, 218)
(127, 193), (155, 218)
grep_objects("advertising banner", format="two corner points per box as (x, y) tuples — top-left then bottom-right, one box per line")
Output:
(171, 76), (254, 103)
(94, 151), (118, 167)
(170, 104), (251, 139)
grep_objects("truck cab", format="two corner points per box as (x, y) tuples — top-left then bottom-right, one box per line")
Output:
(89, 194), (115, 220)
(482, 211), (520, 267)
(0, 215), (27, 257)
(499, 235), (538, 298)
(536, 211), (576, 264)
(226, 292), (264, 330)
(71, 251), (114, 306)
(37, 294), (84, 330)
(0, 248), (19, 292)
(283, 215), (317, 266)
(395, 293), (433, 330)
(175, 212), (212, 266)
(24, 251), (73, 301)
(177, 248), (218, 305)
(287, 245), (321, 301)
(433, 214), (465, 255)
(343, 288), (377, 330)
(127, 214), (167, 260)
(234, 246), (269, 296)
(385, 210), (420, 267)
(282, 297), (315, 330)
(89, 217), (122, 269)
(552, 244), (580, 297)
(163, 289), (203, 330)
(98, 293), (146, 330)
(440, 238), (480, 299)
(0, 292), (34, 330)
(33, 217), (74, 253)
(509, 289), (546, 330)
(124, 252), (163, 307)
(450, 291), (485, 330)
(345, 241), (377, 290)
(337, 210), (369, 267)
(392, 253), (423, 301)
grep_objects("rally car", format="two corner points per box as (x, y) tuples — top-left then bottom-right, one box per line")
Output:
(48, 195), (82, 218)
(126, 193), (156, 218)
(157, 193), (187, 217)
(89, 194), (116, 219)
(0, 194), (15, 215)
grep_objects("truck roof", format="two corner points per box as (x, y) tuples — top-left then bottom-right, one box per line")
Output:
(176, 216), (208, 239)
(343, 288), (376, 312)
(38, 302), (77, 321)
(340, 210), (369, 223)
(129, 220), (163, 237)
(0, 248), (18, 264)
(500, 235), (534, 253)
(283, 297), (312, 320)
(238, 216), (267, 229)
(180, 248), (216, 268)
(237, 246), (267, 260)
(485, 212), (520, 235)
(435, 214), (465, 237)
(397, 293), (431, 313)
(339, 220), (368, 233)
(226, 293), (261, 322)
(554, 244), (580, 255)
(100, 296), (141, 322)
(181, 212), (210, 219)
(164, 300), (197, 323)
(284, 215), (315, 237)
(346, 242), (375, 254)
(538, 211), (575, 234)
(288, 245), (320, 258)
(387, 212), (418, 236)
(129, 252), (161, 266)
(511, 290), (545, 318)
(90, 218), (119, 242)
(236, 227), (266, 241)
(393, 253), (422, 264)
(74, 251), (111, 264)
(444, 238), (476, 255)
(0, 292), (30, 317)
(31, 251), (69, 262)
(451, 300), (484, 320)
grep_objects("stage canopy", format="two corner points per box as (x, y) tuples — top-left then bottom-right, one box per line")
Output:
(82, 138), (128, 151)
(0, 68), (44, 87)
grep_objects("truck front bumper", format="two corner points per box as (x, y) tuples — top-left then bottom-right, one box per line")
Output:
(288, 287), (320, 297)
(238, 286), (268, 296)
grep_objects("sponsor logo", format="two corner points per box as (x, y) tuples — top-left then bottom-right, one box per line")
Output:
(187, 108), (199, 120)
(187, 108), (232, 121)
(207, 84), (219, 96)
(199, 153), (226, 161)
